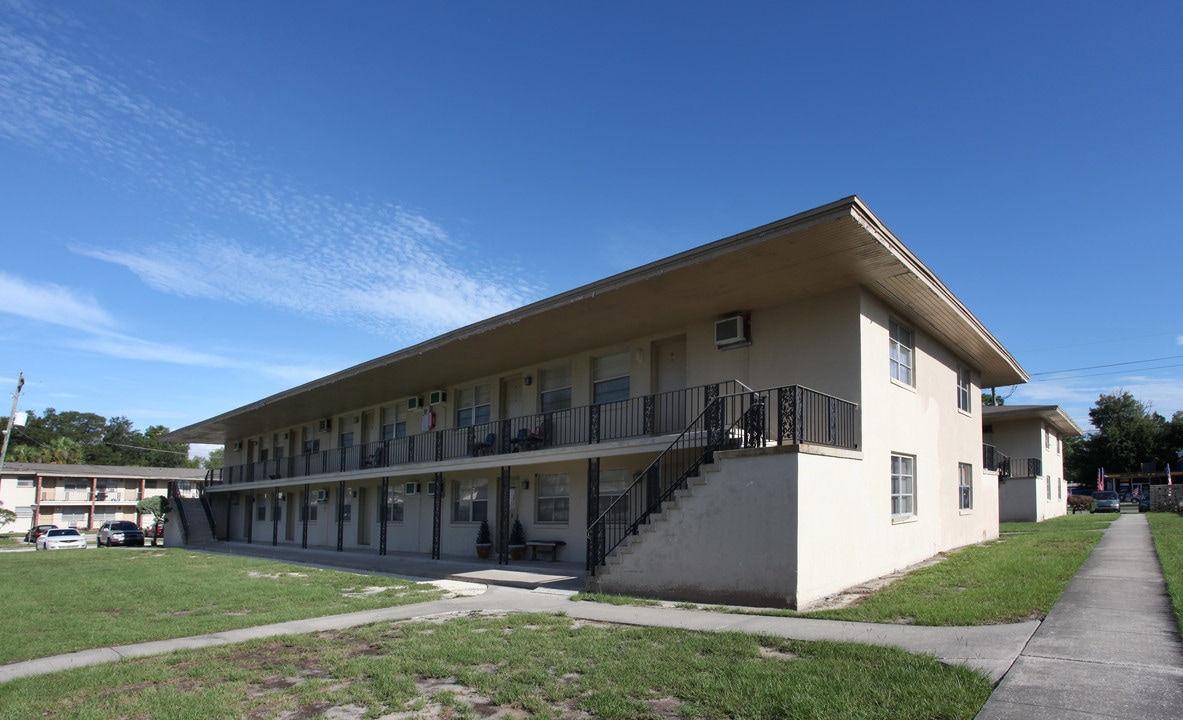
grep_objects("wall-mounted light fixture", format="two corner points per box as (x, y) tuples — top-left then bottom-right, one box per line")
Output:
(524, 375), (533, 386)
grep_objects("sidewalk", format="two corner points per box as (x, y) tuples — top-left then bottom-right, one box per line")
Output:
(976, 513), (1183, 719)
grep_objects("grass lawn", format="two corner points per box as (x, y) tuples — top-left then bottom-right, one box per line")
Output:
(0, 548), (442, 664)
(0, 613), (994, 720)
(580, 513), (1119, 626)
(1146, 512), (1183, 629)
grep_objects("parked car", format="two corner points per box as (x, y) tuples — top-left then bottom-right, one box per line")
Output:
(1092, 491), (1121, 513)
(144, 522), (164, 538)
(96, 520), (145, 547)
(23, 524), (58, 543)
(36, 528), (88, 550)
(1139, 494), (1152, 512)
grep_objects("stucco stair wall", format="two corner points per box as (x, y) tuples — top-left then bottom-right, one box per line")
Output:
(173, 496), (216, 546)
(587, 448), (803, 608)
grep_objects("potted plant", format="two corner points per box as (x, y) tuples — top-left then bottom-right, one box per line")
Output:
(508, 518), (527, 561)
(475, 519), (493, 559)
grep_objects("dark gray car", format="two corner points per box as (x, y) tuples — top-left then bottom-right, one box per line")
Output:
(97, 520), (145, 547)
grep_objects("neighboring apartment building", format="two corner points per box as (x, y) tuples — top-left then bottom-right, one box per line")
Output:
(165, 197), (1028, 609)
(984, 405), (1082, 522)
(0, 463), (207, 532)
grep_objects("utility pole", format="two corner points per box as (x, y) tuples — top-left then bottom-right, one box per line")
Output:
(0, 373), (25, 483)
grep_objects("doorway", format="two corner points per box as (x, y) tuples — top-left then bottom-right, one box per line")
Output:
(653, 336), (687, 433)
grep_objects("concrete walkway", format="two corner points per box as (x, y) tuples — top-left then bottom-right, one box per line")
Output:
(976, 513), (1183, 719)
(2, 515), (1180, 720)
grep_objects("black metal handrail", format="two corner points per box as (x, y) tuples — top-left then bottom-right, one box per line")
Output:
(586, 385), (860, 572)
(984, 444), (1011, 478)
(168, 480), (190, 545)
(1001, 457), (1042, 478)
(212, 381), (751, 486)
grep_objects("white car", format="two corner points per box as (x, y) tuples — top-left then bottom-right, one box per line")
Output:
(36, 528), (88, 550)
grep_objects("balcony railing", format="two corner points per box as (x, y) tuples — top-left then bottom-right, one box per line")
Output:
(983, 444), (1011, 478)
(1002, 457), (1043, 478)
(212, 381), (859, 486)
(38, 490), (142, 503)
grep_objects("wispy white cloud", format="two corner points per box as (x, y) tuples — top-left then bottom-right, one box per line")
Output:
(0, 271), (115, 330)
(1, 6), (537, 341)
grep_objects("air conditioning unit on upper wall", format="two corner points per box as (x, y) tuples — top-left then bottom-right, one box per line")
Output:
(714, 315), (748, 348)
(407, 397), (423, 410)
(315, 489), (328, 503)
(429, 390), (447, 405)
(232, 442), (242, 451)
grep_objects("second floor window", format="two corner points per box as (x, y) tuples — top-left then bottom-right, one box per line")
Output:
(456, 384), (492, 427)
(957, 367), (971, 412)
(540, 364), (572, 413)
(889, 320), (914, 386)
(593, 351), (631, 404)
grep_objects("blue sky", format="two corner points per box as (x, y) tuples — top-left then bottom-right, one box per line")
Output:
(1, 0), (1180, 458)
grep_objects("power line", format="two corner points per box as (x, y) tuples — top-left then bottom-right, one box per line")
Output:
(1030, 354), (1183, 377)
(1027, 362), (1183, 382)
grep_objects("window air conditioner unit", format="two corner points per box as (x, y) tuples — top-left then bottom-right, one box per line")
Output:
(429, 390), (447, 405)
(714, 315), (748, 347)
(405, 482), (419, 495)
(407, 397), (423, 410)
(315, 489), (328, 503)
(232, 442), (242, 451)
(318, 418), (332, 433)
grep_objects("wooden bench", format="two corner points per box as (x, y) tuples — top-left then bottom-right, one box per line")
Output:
(525, 540), (566, 562)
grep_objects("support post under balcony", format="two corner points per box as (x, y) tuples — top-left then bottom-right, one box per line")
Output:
(431, 472), (443, 560)
(379, 476), (388, 556)
(498, 466), (511, 566)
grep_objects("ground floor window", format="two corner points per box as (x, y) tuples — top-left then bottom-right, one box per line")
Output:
(93, 509), (119, 524)
(452, 478), (489, 523)
(256, 504), (267, 521)
(891, 454), (915, 518)
(386, 489), (404, 522)
(597, 468), (632, 524)
(60, 509), (88, 528)
(301, 502), (318, 523)
(1046, 476), (1052, 500)
(958, 462), (973, 510)
(536, 473), (570, 523)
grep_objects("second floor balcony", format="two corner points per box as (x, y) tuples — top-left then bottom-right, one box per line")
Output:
(38, 489), (143, 503)
(213, 382), (863, 486)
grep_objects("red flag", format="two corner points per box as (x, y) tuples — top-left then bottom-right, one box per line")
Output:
(1168, 466), (1173, 487)
(1097, 468), (1104, 492)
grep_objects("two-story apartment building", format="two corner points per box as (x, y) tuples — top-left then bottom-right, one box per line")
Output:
(165, 197), (1028, 609)
(0, 463), (207, 532)
(984, 405), (1082, 522)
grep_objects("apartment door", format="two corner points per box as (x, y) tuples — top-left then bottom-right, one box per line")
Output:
(285, 494), (296, 541)
(357, 487), (370, 545)
(653, 336), (687, 433)
(501, 376), (524, 419)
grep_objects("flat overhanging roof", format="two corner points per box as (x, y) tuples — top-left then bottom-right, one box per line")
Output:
(983, 405), (1084, 437)
(166, 197), (1028, 444)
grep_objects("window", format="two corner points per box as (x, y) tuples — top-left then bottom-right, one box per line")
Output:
(891, 454), (915, 518)
(340, 431), (354, 448)
(1046, 476), (1052, 500)
(889, 321), (914, 385)
(1045, 427), (1050, 449)
(452, 478), (489, 523)
(15, 506), (32, 518)
(16, 478), (33, 487)
(341, 501), (352, 524)
(597, 468), (632, 524)
(94, 509), (118, 523)
(456, 384), (492, 427)
(61, 509), (88, 527)
(958, 463), (973, 510)
(593, 351), (631, 404)
(256, 504), (267, 521)
(386, 489), (404, 522)
(301, 502), (318, 523)
(539, 364), (572, 413)
(536, 473), (570, 523)
(303, 439), (320, 454)
(957, 366), (972, 412)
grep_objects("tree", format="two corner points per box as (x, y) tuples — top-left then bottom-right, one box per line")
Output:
(0, 507), (16, 531)
(136, 495), (172, 547)
(1064, 391), (1181, 484)
(2, 409), (192, 467)
(202, 448), (225, 470)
